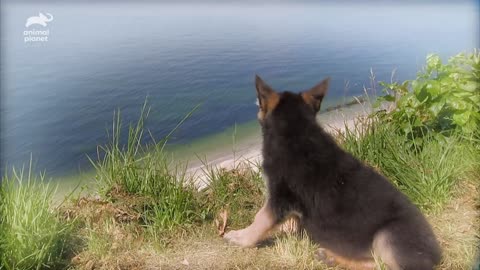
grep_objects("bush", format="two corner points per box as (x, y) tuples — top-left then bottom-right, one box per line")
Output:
(0, 165), (73, 270)
(345, 51), (480, 210)
(376, 50), (480, 137)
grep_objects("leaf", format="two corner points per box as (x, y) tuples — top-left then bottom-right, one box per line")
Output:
(413, 118), (423, 127)
(468, 95), (480, 106)
(426, 54), (442, 73)
(448, 98), (467, 111)
(401, 122), (413, 134)
(411, 80), (424, 92)
(378, 94), (396, 103)
(452, 111), (470, 126)
(460, 80), (479, 92)
(428, 101), (445, 117)
(415, 84), (430, 102)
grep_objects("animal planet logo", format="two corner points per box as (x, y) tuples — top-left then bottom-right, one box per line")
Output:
(23, 12), (53, 43)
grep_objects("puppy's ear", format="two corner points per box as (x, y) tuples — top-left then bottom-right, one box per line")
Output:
(255, 75), (279, 113)
(302, 77), (330, 112)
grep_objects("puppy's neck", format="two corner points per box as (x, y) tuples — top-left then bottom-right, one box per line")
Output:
(261, 115), (331, 155)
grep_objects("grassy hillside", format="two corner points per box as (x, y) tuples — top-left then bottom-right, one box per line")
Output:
(1, 51), (479, 270)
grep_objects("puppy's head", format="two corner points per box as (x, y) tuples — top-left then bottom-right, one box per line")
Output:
(255, 75), (330, 124)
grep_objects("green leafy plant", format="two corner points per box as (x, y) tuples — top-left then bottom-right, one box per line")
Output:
(376, 50), (480, 137)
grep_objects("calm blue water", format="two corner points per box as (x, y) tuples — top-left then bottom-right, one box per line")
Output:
(1, 2), (478, 176)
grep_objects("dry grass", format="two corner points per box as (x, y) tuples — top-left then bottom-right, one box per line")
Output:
(141, 230), (328, 270)
(66, 176), (478, 270)
(64, 195), (147, 270)
(428, 180), (479, 270)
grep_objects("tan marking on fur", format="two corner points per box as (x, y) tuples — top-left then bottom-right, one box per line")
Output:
(373, 230), (401, 270)
(223, 203), (275, 247)
(265, 92), (280, 112)
(301, 92), (316, 108)
(301, 77), (330, 111)
(257, 92), (280, 122)
(279, 217), (299, 234)
(278, 212), (302, 234)
(320, 248), (376, 270)
(257, 110), (266, 122)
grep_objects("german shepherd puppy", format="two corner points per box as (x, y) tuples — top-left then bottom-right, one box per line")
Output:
(224, 75), (441, 270)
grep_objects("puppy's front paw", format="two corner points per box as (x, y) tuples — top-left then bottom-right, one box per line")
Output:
(223, 229), (256, 248)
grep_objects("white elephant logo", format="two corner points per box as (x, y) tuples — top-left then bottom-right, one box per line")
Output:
(25, 13), (53, 27)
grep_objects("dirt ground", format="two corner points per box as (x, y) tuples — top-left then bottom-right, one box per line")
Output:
(69, 180), (479, 270)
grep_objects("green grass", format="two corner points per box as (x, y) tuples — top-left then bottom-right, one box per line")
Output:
(200, 162), (265, 227)
(0, 163), (74, 270)
(1, 50), (478, 269)
(338, 115), (478, 211)
(1, 107), (477, 269)
(89, 101), (268, 239)
(90, 102), (206, 235)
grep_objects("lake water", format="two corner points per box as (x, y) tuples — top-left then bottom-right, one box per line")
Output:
(1, 2), (477, 177)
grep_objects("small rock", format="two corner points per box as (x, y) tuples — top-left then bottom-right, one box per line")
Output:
(181, 258), (189, 266)
(85, 260), (95, 270)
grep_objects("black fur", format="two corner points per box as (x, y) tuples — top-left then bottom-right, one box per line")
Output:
(261, 91), (441, 270)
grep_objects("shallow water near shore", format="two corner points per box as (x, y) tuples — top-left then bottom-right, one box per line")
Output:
(1, 2), (477, 178)
(50, 101), (369, 197)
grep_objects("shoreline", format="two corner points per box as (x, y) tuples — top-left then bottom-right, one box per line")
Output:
(185, 101), (372, 188)
(53, 98), (372, 194)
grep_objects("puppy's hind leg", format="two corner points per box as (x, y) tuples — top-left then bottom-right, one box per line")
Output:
(373, 223), (441, 270)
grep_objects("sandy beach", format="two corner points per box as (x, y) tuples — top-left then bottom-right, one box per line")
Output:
(186, 102), (372, 188)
